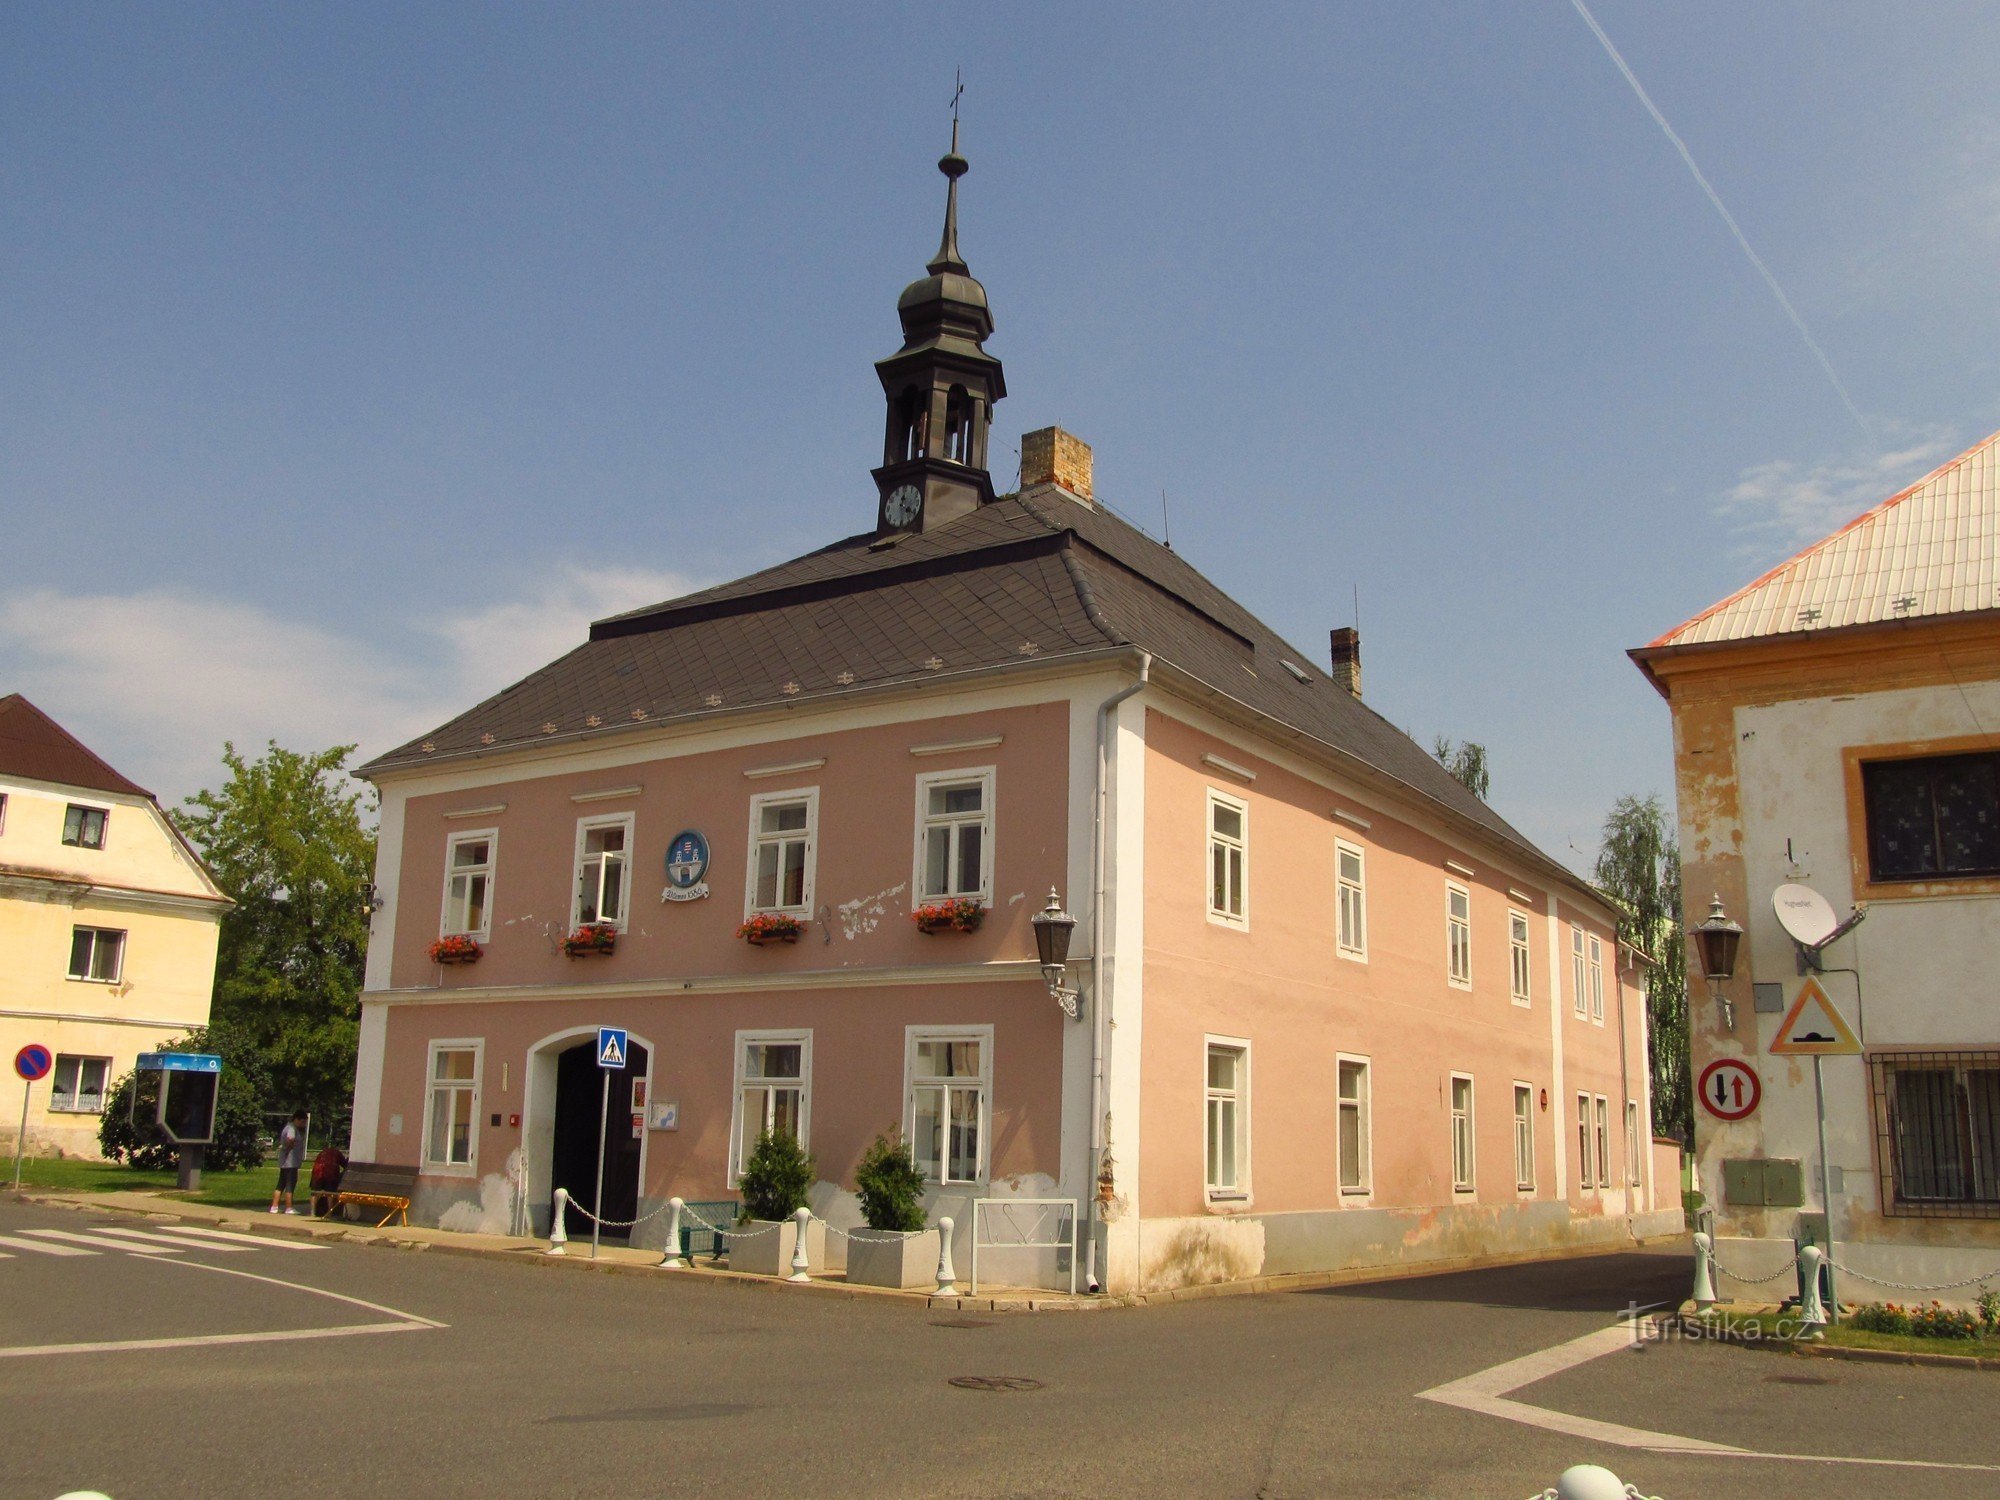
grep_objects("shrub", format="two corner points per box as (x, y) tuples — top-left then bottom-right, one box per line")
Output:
(1978, 1288), (2000, 1333)
(98, 1026), (266, 1172)
(737, 1129), (814, 1223)
(854, 1133), (927, 1233)
(1910, 1300), (1981, 1340)
(1846, 1302), (1912, 1335)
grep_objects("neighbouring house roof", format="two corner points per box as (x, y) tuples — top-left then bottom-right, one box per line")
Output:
(362, 490), (1593, 893)
(0, 694), (151, 799)
(1638, 428), (2000, 672)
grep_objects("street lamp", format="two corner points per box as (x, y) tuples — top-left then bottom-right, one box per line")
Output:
(1031, 888), (1081, 1020)
(1691, 894), (1743, 1027)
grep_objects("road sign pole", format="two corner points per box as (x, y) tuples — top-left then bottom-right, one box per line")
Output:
(11, 1082), (29, 1193)
(591, 1068), (610, 1261)
(1813, 1055), (1838, 1321)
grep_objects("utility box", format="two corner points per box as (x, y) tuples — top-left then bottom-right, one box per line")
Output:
(1722, 1158), (1805, 1208)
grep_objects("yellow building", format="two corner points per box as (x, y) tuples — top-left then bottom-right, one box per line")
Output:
(1, 695), (229, 1158)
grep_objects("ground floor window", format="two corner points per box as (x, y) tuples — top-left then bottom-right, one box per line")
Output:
(734, 1031), (810, 1178)
(1337, 1056), (1370, 1193)
(1869, 1051), (2000, 1217)
(1626, 1101), (1642, 1187)
(1206, 1039), (1249, 1197)
(1450, 1074), (1475, 1191)
(908, 1028), (989, 1185)
(1514, 1083), (1534, 1190)
(425, 1042), (480, 1170)
(1576, 1092), (1594, 1190)
(50, 1055), (110, 1113)
(1594, 1096), (1610, 1189)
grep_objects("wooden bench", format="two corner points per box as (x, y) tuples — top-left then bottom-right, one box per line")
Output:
(679, 1200), (740, 1262)
(320, 1162), (420, 1227)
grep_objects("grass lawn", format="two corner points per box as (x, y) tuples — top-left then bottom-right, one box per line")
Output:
(1690, 1305), (2000, 1360)
(3, 1156), (284, 1212)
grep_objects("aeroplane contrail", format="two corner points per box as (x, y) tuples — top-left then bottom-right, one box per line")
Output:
(1567, 0), (1874, 445)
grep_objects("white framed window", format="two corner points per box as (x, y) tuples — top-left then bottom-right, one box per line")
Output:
(1595, 1095), (1611, 1189)
(572, 814), (632, 928)
(731, 1030), (811, 1181)
(1509, 910), (1531, 1007)
(906, 1026), (990, 1185)
(746, 788), (817, 917)
(1336, 840), (1367, 961)
(1207, 790), (1248, 928)
(50, 1055), (111, 1113)
(1571, 925), (1588, 1017)
(1588, 934), (1605, 1024)
(441, 830), (496, 939)
(1626, 1100), (1643, 1187)
(1513, 1082), (1535, 1191)
(424, 1040), (481, 1173)
(1205, 1037), (1251, 1198)
(67, 926), (125, 983)
(62, 803), (108, 850)
(914, 767), (994, 903)
(1445, 882), (1472, 989)
(1576, 1092), (1594, 1190)
(1450, 1073), (1475, 1191)
(1337, 1054), (1371, 1194)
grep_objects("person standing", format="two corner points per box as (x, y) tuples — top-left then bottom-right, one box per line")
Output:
(270, 1109), (308, 1214)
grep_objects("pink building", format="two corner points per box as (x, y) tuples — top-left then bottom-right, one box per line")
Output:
(352, 144), (1678, 1293)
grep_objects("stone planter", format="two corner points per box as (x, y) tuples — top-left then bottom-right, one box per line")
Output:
(728, 1217), (827, 1278)
(844, 1229), (935, 1289)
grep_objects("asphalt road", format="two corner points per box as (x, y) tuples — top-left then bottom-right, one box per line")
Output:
(1, 1198), (1992, 1499)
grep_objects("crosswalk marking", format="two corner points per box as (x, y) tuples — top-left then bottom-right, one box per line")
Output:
(86, 1225), (252, 1253)
(0, 1233), (97, 1257)
(24, 1228), (184, 1254)
(156, 1224), (328, 1252)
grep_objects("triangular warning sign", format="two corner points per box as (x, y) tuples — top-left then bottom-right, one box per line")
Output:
(1770, 977), (1862, 1056)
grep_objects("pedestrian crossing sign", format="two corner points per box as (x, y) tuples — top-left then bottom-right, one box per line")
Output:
(597, 1027), (629, 1069)
(1769, 978), (1862, 1056)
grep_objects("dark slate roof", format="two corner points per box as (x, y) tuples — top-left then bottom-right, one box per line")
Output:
(361, 494), (1560, 877)
(0, 694), (151, 799)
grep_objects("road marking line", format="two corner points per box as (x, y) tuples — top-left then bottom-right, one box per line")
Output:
(22, 1228), (182, 1254)
(157, 1255), (450, 1329)
(1419, 1317), (2000, 1473)
(0, 1322), (430, 1360)
(155, 1223), (328, 1251)
(86, 1225), (252, 1252)
(0, 1233), (97, 1256)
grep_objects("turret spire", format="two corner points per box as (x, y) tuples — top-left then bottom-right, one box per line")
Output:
(929, 73), (969, 275)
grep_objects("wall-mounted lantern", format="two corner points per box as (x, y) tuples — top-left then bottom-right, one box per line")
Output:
(1031, 888), (1081, 1020)
(1691, 894), (1743, 1027)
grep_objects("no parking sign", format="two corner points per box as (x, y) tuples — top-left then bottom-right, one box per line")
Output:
(15, 1044), (52, 1082)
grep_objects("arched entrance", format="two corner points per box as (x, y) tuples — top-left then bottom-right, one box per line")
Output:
(523, 1027), (652, 1240)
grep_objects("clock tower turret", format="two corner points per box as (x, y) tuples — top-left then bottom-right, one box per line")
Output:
(872, 118), (1007, 535)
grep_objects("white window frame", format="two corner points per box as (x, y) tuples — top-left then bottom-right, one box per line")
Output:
(1450, 1072), (1476, 1192)
(1513, 1082), (1535, 1192)
(1205, 1035), (1252, 1201)
(729, 1028), (813, 1186)
(62, 802), (109, 850)
(1337, 1053), (1372, 1197)
(1445, 881), (1472, 989)
(1626, 1100), (1643, 1188)
(744, 787), (818, 918)
(49, 1054), (112, 1114)
(1588, 933), (1606, 1024)
(1576, 1091), (1595, 1190)
(1206, 790), (1249, 929)
(912, 766), (996, 905)
(1571, 925), (1588, 1017)
(1508, 910), (1532, 1007)
(0, 792), (8, 834)
(423, 1038), (482, 1176)
(1335, 839), (1367, 962)
(440, 828), (498, 940)
(67, 926), (126, 984)
(904, 1024), (992, 1186)
(1595, 1095), (1611, 1189)
(571, 813), (634, 929)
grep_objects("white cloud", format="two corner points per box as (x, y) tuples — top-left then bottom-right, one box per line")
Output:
(0, 564), (698, 802)
(1718, 429), (1959, 551)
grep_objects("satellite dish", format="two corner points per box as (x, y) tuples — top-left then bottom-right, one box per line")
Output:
(1773, 883), (1838, 947)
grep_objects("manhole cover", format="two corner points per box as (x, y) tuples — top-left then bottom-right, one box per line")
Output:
(948, 1375), (1044, 1393)
(931, 1319), (994, 1329)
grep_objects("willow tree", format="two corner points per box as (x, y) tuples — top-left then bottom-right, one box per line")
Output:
(1594, 794), (1690, 1142)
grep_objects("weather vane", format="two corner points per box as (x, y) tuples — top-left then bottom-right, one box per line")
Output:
(950, 67), (963, 130)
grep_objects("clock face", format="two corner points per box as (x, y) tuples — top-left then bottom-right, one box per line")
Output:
(884, 483), (922, 527)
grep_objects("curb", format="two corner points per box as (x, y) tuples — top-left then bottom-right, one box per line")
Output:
(1669, 1307), (2000, 1373)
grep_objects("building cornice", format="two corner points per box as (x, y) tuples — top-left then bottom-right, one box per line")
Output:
(362, 956), (1056, 1007)
(0, 867), (231, 915)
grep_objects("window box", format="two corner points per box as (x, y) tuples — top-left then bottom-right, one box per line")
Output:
(562, 923), (618, 957)
(427, 934), (484, 966)
(912, 897), (985, 934)
(737, 913), (804, 946)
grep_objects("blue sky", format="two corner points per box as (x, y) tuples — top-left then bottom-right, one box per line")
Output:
(5, 3), (1998, 871)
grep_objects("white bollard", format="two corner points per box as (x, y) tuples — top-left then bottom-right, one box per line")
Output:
(1690, 1230), (1716, 1309)
(787, 1207), (813, 1282)
(1555, 1464), (1628, 1500)
(935, 1215), (957, 1296)
(1798, 1243), (1827, 1332)
(657, 1197), (686, 1268)
(547, 1188), (570, 1256)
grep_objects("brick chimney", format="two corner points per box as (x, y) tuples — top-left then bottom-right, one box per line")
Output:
(1329, 627), (1361, 697)
(1020, 426), (1094, 506)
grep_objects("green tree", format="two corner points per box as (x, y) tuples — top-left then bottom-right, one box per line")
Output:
(1431, 736), (1492, 800)
(98, 1023), (267, 1171)
(175, 742), (375, 1118)
(1594, 794), (1691, 1143)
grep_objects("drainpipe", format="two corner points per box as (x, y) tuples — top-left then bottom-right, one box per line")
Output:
(1616, 940), (1634, 1227)
(1084, 651), (1150, 1294)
